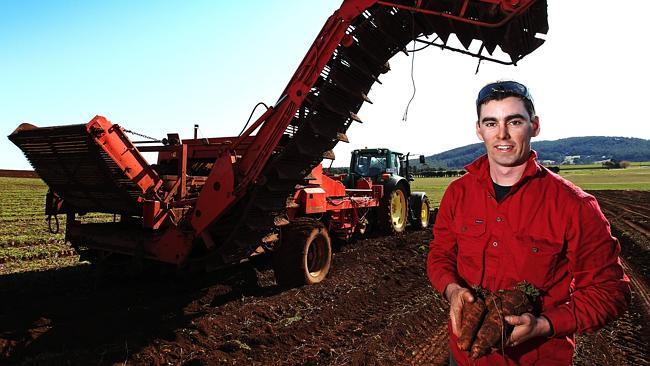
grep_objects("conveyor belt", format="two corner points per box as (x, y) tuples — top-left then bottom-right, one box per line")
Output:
(9, 119), (157, 215)
(208, 1), (549, 263)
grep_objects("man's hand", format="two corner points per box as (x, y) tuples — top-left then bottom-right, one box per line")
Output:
(444, 283), (474, 336)
(505, 313), (552, 347)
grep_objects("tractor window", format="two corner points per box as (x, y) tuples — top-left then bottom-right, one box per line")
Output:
(354, 154), (386, 177)
(354, 156), (370, 175)
(392, 154), (401, 174)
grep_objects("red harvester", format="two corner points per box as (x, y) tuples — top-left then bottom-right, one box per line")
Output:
(9, 0), (548, 285)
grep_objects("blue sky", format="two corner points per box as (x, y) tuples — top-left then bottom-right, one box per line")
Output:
(2, 1), (650, 170)
(1, 1), (337, 168)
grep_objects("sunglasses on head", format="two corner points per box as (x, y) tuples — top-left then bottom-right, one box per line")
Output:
(476, 81), (533, 107)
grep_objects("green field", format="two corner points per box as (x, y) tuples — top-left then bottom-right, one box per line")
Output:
(412, 163), (650, 207)
(0, 177), (109, 274)
(557, 162), (650, 190)
(410, 177), (456, 207)
(1, 164), (649, 273)
(0, 177), (64, 246)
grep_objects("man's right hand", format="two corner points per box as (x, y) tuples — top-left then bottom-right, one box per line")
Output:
(444, 283), (475, 336)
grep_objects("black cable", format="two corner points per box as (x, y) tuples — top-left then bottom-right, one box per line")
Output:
(47, 214), (59, 234)
(402, 10), (417, 122)
(238, 102), (270, 137)
(407, 36), (439, 53)
(407, 42), (431, 53)
(475, 44), (485, 74)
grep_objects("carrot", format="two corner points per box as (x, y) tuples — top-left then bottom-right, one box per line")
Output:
(470, 292), (504, 359)
(469, 282), (539, 359)
(456, 290), (488, 351)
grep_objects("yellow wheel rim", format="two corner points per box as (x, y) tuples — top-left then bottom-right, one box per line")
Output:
(390, 189), (407, 231)
(421, 201), (429, 228)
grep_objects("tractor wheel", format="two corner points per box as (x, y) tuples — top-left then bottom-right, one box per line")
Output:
(379, 185), (408, 235)
(273, 218), (332, 287)
(410, 196), (431, 230)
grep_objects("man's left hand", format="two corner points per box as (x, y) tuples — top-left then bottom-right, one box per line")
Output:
(505, 313), (552, 347)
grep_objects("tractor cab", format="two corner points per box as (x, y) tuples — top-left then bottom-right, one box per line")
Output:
(346, 148), (410, 188)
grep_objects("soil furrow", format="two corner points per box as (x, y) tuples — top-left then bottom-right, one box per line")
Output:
(1, 191), (649, 365)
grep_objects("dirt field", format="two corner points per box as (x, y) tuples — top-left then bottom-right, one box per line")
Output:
(1, 190), (649, 365)
(0, 170), (39, 179)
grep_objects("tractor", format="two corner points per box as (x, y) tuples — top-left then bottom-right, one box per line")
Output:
(345, 148), (430, 234)
(273, 148), (430, 285)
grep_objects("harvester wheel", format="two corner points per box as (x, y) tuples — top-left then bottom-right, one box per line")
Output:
(409, 195), (430, 230)
(379, 185), (408, 235)
(273, 218), (332, 287)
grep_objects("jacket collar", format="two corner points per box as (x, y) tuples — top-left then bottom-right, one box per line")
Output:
(465, 150), (542, 193)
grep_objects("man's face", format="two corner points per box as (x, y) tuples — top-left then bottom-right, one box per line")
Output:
(476, 96), (540, 168)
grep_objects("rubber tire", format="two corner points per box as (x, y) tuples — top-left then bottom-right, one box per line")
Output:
(378, 185), (408, 235)
(273, 218), (332, 287)
(410, 196), (430, 230)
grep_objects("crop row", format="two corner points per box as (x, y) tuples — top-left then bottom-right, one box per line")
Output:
(0, 242), (76, 264)
(0, 177), (108, 274)
(0, 254), (81, 276)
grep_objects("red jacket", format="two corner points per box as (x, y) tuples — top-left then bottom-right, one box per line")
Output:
(427, 152), (630, 366)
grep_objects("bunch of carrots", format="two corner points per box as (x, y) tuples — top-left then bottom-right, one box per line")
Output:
(456, 282), (540, 359)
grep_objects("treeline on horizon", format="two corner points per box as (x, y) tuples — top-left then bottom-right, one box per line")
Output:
(7, 136), (649, 174)
(415, 136), (650, 170)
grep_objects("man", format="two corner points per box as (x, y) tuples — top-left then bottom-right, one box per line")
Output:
(427, 81), (630, 365)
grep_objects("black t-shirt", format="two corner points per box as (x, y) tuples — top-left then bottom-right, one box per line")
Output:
(493, 182), (511, 202)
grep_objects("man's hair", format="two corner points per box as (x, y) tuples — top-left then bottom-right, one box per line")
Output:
(475, 81), (536, 120)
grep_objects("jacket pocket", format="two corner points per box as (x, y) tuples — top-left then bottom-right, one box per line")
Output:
(513, 235), (562, 289)
(453, 216), (486, 286)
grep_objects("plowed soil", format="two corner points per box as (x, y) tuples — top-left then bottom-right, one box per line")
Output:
(0, 170), (39, 179)
(1, 191), (649, 365)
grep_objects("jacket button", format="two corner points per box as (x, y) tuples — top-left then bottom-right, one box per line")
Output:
(492, 241), (498, 247)
(496, 217), (503, 222)
(532, 247), (539, 253)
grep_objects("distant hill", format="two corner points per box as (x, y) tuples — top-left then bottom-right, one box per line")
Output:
(417, 136), (650, 169)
